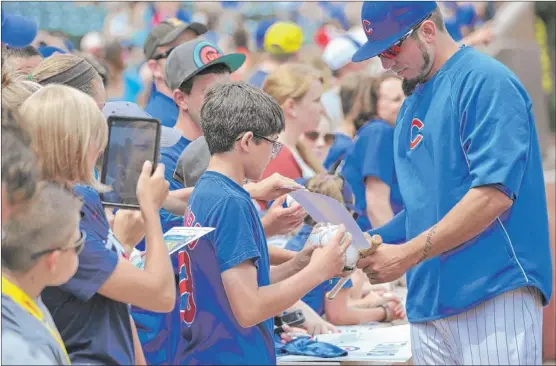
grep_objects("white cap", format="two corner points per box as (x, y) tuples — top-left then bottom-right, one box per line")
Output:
(80, 32), (105, 53)
(322, 29), (367, 72)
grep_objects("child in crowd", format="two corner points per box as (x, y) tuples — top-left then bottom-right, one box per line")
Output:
(285, 174), (406, 325)
(179, 81), (351, 364)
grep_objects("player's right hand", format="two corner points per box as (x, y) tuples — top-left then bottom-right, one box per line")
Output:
(137, 161), (169, 213)
(308, 225), (351, 281)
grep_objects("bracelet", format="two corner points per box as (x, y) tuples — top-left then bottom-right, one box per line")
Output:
(379, 304), (392, 322)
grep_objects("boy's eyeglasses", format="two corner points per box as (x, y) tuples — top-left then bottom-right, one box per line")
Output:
(236, 133), (283, 159)
(30, 230), (86, 260)
(379, 14), (432, 60)
(304, 131), (336, 146)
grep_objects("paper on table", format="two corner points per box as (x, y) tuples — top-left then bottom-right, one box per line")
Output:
(289, 190), (369, 249)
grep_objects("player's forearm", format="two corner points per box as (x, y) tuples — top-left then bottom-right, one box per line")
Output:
(367, 209), (407, 244)
(268, 246), (296, 266)
(239, 267), (326, 328)
(405, 186), (513, 265)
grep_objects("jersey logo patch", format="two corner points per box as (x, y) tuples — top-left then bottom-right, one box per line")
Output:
(409, 118), (424, 150)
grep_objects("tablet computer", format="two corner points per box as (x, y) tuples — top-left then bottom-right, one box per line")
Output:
(100, 116), (161, 209)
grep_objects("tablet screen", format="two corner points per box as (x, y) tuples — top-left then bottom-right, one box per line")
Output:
(101, 118), (159, 207)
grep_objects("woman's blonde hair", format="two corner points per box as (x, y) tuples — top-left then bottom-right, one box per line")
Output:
(18, 84), (108, 191)
(296, 44), (334, 91)
(1, 71), (42, 110)
(30, 54), (100, 96)
(262, 63), (322, 106)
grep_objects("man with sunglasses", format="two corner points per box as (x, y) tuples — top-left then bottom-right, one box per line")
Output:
(2, 182), (83, 365)
(142, 18), (207, 128)
(353, 2), (552, 365)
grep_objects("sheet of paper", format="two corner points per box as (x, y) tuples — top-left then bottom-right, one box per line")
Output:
(289, 190), (369, 249)
(164, 226), (215, 255)
(278, 324), (412, 363)
(130, 227), (215, 269)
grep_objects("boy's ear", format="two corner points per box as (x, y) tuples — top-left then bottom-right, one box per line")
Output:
(238, 131), (255, 152)
(173, 89), (189, 111)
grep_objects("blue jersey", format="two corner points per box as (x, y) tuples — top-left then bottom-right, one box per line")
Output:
(247, 69), (269, 88)
(384, 46), (552, 322)
(179, 171), (275, 365)
(131, 133), (191, 365)
(42, 185), (134, 365)
(323, 132), (354, 172)
(144, 84), (179, 128)
(341, 121), (403, 231)
(285, 225), (352, 316)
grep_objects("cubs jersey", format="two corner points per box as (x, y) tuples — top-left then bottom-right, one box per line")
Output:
(178, 171), (275, 365)
(387, 46), (552, 322)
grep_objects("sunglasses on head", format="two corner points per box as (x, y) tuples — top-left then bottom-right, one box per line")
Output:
(30, 230), (86, 260)
(379, 14), (432, 60)
(304, 131), (336, 146)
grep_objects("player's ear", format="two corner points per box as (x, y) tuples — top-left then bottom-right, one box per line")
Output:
(173, 89), (189, 112)
(421, 20), (436, 42)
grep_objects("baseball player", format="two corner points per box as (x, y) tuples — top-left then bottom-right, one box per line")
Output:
(352, 2), (553, 365)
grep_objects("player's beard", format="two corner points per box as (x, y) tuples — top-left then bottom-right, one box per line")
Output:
(402, 39), (434, 96)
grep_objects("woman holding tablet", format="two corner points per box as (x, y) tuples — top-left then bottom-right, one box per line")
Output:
(18, 84), (174, 365)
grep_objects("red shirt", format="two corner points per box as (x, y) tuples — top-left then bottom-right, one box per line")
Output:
(262, 146), (303, 180)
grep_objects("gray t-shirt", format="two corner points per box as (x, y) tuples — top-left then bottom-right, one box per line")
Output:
(175, 136), (211, 188)
(1, 294), (69, 365)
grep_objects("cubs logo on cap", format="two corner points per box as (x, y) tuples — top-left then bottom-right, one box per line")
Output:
(193, 41), (223, 68)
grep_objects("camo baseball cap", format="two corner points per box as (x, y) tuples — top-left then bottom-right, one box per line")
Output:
(143, 18), (207, 60)
(164, 39), (246, 91)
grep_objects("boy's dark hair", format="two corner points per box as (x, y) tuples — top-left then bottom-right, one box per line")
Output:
(201, 81), (285, 155)
(178, 63), (231, 95)
(4, 45), (42, 59)
(1, 110), (38, 206)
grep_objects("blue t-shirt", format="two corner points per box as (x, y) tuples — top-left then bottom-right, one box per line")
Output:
(179, 171), (275, 365)
(144, 84), (179, 128)
(391, 46), (552, 322)
(247, 69), (269, 88)
(131, 134), (191, 365)
(340, 120), (403, 231)
(285, 225), (353, 316)
(323, 132), (354, 172)
(41, 185), (134, 365)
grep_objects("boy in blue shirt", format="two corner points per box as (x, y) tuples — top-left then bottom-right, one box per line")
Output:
(180, 81), (351, 364)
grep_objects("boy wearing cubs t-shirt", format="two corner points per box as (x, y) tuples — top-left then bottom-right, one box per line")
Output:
(179, 81), (351, 364)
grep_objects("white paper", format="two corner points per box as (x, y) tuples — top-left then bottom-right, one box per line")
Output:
(289, 190), (369, 249)
(130, 227), (214, 269)
(278, 324), (412, 363)
(164, 226), (215, 255)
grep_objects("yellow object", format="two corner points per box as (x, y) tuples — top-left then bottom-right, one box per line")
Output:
(264, 22), (304, 55)
(535, 17), (553, 94)
(1, 275), (71, 364)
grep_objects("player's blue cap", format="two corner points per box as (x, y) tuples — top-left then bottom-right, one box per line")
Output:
(1, 11), (38, 48)
(38, 45), (66, 58)
(352, 1), (437, 62)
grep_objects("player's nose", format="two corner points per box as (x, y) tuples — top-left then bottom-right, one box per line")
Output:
(380, 56), (396, 71)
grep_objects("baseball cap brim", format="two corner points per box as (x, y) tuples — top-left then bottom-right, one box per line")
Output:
(159, 22), (208, 47)
(179, 52), (246, 87)
(352, 37), (397, 62)
(1, 13), (38, 48)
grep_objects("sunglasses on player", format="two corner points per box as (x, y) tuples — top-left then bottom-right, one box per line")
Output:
(379, 14), (432, 60)
(304, 131), (336, 146)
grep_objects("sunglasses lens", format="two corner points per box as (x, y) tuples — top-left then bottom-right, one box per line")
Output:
(325, 134), (336, 145)
(304, 131), (319, 141)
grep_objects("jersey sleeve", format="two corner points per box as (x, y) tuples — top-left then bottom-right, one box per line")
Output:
(208, 197), (262, 273)
(458, 69), (532, 200)
(60, 211), (118, 301)
(360, 125), (395, 187)
(366, 209), (407, 244)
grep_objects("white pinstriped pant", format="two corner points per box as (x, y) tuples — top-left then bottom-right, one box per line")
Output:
(410, 286), (543, 365)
